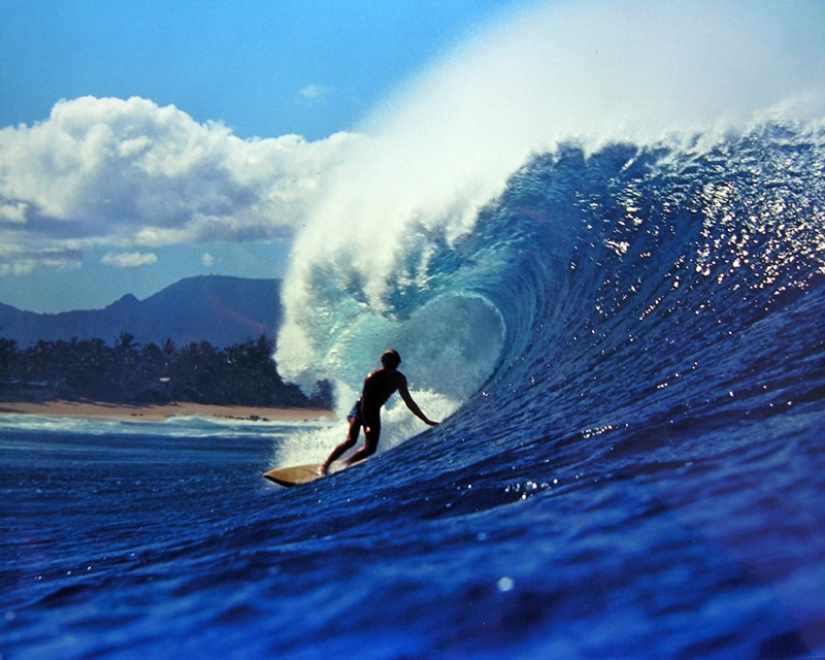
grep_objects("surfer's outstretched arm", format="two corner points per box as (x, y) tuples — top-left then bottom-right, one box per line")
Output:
(399, 382), (438, 426)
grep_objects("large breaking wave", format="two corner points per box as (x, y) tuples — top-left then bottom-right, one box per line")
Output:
(274, 0), (825, 459)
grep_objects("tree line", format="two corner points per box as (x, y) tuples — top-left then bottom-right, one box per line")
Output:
(0, 332), (331, 409)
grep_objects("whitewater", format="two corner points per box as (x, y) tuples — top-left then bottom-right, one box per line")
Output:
(3, 1), (825, 658)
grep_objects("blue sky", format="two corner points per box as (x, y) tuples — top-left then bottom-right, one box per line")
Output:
(0, 0), (519, 312)
(3, 0), (825, 316)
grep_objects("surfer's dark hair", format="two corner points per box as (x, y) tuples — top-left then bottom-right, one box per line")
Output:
(381, 349), (401, 368)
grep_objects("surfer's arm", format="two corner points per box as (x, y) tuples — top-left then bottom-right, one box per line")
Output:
(399, 382), (438, 426)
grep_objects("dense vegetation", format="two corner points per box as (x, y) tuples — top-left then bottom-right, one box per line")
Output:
(0, 333), (331, 409)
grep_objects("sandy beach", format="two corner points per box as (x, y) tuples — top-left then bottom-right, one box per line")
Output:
(0, 399), (335, 423)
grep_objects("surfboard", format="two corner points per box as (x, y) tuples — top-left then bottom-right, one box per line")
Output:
(263, 461), (347, 487)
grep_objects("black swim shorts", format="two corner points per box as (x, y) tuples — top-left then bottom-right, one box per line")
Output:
(347, 400), (363, 424)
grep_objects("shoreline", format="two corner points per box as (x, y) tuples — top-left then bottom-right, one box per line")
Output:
(0, 399), (335, 423)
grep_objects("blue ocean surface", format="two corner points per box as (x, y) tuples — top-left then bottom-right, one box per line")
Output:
(3, 123), (825, 659)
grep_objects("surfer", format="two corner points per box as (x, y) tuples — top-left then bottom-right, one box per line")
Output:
(321, 349), (438, 475)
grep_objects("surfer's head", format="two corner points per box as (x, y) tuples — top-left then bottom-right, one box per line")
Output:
(380, 349), (401, 369)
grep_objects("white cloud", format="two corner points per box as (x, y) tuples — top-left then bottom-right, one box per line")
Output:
(0, 262), (36, 276)
(0, 202), (28, 224)
(0, 96), (357, 273)
(299, 84), (331, 102)
(101, 251), (158, 268)
(201, 252), (217, 268)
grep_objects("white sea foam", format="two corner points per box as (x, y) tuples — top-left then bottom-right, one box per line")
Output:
(0, 413), (328, 439)
(271, 390), (459, 469)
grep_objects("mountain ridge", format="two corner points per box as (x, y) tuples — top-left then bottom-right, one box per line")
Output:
(0, 276), (282, 348)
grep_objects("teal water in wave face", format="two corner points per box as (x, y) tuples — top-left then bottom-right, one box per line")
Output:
(3, 125), (825, 658)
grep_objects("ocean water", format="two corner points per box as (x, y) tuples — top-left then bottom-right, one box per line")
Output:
(2, 121), (825, 659)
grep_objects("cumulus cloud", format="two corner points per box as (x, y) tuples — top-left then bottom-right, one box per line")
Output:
(101, 251), (158, 268)
(0, 96), (356, 273)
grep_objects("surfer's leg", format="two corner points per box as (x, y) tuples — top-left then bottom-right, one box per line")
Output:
(322, 419), (361, 474)
(344, 420), (380, 465)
